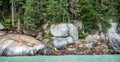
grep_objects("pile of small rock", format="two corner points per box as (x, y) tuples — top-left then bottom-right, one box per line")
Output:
(62, 39), (108, 55)
(40, 39), (109, 55)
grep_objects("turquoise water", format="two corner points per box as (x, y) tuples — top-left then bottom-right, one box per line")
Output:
(0, 55), (120, 62)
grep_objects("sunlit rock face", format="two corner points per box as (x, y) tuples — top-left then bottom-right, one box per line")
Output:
(50, 23), (78, 41)
(107, 22), (120, 50)
(50, 23), (69, 37)
(0, 34), (46, 56)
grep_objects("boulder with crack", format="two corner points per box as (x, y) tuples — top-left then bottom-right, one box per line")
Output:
(107, 22), (120, 52)
(50, 23), (78, 41)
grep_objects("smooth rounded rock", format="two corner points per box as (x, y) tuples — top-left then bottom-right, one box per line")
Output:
(50, 23), (68, 37)
(0, 34), (46, 56)
(52, 37), (74, 48)
(50, 23), (78, 40)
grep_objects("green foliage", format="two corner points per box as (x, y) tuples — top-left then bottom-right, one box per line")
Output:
(22, 0), (38, 34)
(42, 33), (53, 41)
(101, 19), (111, 32)
(1, 0), (119, 34)
(115, 0), (120, 22)
(77, 0), (98, 33)
(76, 0), (113, 33)
(5, 18), (11, 24)
(4, 18), (12, 28)
(78, 29), (88, 39)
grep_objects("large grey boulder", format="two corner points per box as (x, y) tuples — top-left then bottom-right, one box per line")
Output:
(107, 22), (120, 50)
(68, 24), (78, 41)
(50, 23), (68, 37)
(50, 23), (78, 40)
(52, 37), (73, 48)
(0, 23), (4, 29)
(0, 34), (46, 56)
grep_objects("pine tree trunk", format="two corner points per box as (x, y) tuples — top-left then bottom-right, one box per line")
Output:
(12, 2), (14, 27)
(18, 18), (20, 32)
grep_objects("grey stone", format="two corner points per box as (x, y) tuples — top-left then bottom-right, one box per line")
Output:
(50, 23), (78, 40)
(52, 37), (74, 48)
(50, 23), (68, 37)
(85, 34), (100, 42)
(0, 23), (4, 29)
(67, 24), (78, 41)
(107, 22), (120, 50)
(100, 32), (105, 42)
(78, 42), (93, 49)
(66, 37), (74, 44)
(0, 34), (46, 56)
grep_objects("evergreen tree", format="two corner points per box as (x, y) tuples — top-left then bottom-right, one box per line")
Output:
(0, 0), (119, 34)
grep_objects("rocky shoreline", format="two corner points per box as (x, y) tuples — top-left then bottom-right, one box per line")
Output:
(38, 39), (120, 55)
(0, 33), (119, 56)
(0, 22), (120, 56)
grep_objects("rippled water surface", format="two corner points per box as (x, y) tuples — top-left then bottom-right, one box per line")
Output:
(0, 55), (120, 62)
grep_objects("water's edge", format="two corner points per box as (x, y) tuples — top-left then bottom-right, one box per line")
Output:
(0, 55), (120, 62)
